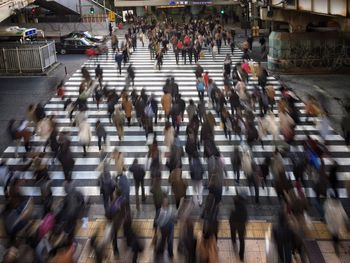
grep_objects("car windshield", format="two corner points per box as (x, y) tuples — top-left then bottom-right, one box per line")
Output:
(84, 31), (93, 38)
(81, 38), (93, 45)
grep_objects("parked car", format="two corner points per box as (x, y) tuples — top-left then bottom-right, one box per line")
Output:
(61, 31), (105, 43)
(55, 37), (97, 55)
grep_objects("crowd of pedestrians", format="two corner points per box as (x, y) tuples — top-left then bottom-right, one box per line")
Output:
(1, 14), (350, 263)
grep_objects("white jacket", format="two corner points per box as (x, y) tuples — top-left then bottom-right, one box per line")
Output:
(164, 126), (175, 148)
(78, 121), (92, 145)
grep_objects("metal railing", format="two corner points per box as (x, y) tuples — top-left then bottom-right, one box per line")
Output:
(0, 41), (57, 74)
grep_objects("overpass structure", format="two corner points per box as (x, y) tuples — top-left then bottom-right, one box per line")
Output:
(0, 0), (35, 22)
(255, 0), (350, 72)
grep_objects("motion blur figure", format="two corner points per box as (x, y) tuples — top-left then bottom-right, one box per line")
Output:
(229, 195), (248, 262)
(324, 195), (349, 255)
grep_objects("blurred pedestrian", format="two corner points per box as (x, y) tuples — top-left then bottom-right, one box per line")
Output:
(129, 159), (146, 210)
(155, 196), (176, 260)
(98, 162), (116, 216)
(229, 195), (248, 262)
(324, 196), (349, 255)
(190, 152), (204, 206)
(112, 106), (125, 143)
(78, 117), (92, 157)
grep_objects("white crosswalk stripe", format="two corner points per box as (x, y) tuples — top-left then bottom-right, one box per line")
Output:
(1, 37), (350, 204)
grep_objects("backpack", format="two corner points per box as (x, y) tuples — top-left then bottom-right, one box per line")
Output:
(144, 104), (155, 118)
(197, 81), (205, 92)
(100, 172), (116, 195)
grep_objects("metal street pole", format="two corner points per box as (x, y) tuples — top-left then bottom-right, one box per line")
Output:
(78, 0), (82, 19)
(103, 0), (108, 29)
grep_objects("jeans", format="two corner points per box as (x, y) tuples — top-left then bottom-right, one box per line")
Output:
(97, 135), (106, 151)
(157, 222), (174, 258)
(192, 180), (203, 205)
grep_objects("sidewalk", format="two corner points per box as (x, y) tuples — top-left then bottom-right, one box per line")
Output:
(74, 219), (350, 262)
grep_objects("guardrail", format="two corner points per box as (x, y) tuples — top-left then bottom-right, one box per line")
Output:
(0, 41), (57, 74)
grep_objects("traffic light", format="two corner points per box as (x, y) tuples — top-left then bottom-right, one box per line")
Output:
(90, 7), (95, 14)
(220, 9), (225, 15)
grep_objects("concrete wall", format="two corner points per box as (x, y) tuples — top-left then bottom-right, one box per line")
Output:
(262, 8), (350, 32)
(268, 31), (350, 72)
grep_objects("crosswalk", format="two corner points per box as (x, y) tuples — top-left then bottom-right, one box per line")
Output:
(1, 37), (350, 207)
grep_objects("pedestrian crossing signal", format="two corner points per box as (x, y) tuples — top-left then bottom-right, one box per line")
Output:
(90, 7), (95, 14)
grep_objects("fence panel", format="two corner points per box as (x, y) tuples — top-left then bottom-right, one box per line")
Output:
(5, 49), (19, 72)
(19, 48), (42, 72)
(0, 49), (6, 71)
(0, 41), (57, 74)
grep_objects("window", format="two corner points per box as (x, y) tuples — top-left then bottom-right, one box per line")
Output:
(313, 0), (328, 14)
(330, 0), (346, 16)
(298, 0), (312, 11)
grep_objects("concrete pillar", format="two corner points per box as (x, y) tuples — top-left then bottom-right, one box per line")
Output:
(136, 6), (145, 17)
(190, 5), (201, 15)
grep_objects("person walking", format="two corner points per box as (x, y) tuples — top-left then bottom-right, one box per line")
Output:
(156, 50), (163, 71)
(98, 163), (116, 216)
(190, 152), (204, 206)
(57, 131), (75, 181)
(127, 64), (135, 87)
(161, 92), (172, 121)
(164, 121), (175, 150)
(111, 34), (118, 52)
(196, 78), (205, 101)
(115, 51), (123, 75)
(155, 196), (176, 260)
(329, 160), (339, 198)
(95, 64), (103, 86)
(122, 96), (133, 126)
(169, 167), (187, 209)
(230, 146), (241, 183)
(229, 195), (248, 262)
(186, 99), (197, 122)
(324, 195), (349, 255)
(112, 106), (125, 144)
(129, 159), (146, 210)
(78, 117), (92, 157)
(94, 120), (106, 152)
(117, 171), (130, 204)
(112, 148), (124, 176)
(188, 44), (193, 64)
